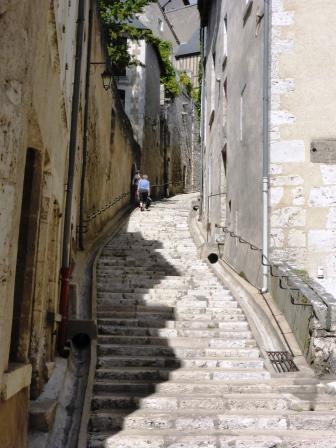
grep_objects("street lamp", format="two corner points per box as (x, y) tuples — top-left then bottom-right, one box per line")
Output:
(101, 69), (113, 90)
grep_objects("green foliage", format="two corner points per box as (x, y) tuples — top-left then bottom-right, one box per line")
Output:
(179, 71), (193, 96)
(99, 0), (153, 71)
(99, 1), (203, 102)
(157, 40), (180, 98)
(193, 58), (203, 117)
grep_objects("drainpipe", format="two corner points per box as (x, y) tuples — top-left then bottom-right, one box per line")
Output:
(59, 0), (86, 354)
(262, 0), (270, 293)
(199, 27), (206, 220)
(79, 0), (94, 250)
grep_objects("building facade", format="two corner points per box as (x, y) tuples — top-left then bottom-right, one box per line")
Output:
(0, 1), (140, 446)
(117, 1), (200, 196)
(198, 0), (336, 296)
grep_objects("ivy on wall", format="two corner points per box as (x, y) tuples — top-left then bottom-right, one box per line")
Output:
(99, 0), (189, 99)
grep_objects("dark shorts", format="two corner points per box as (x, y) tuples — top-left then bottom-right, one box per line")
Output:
(139, 191), (148, 205)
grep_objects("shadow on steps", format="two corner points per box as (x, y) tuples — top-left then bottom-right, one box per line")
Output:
(87, 231), (182, 446)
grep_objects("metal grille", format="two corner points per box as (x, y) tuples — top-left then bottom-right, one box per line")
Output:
(266, 351), (299, 373)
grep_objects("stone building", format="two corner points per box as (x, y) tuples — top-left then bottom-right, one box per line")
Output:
(0, 1), (140, 446)
(198, 0), (336, 296)
(117, 1), (200, 196)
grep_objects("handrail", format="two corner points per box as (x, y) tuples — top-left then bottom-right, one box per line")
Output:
(214, 223), (326, 308)
(84, 180), (184, 223)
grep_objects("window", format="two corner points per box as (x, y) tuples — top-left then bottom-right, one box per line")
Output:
(243, 0), (253, 24)
(240, 84), (246, 141)
(223, 78), (228, 127)
(223, 15), (228, 58)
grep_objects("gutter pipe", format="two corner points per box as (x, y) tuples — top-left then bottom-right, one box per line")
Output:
(59, 0), (86, 354)
(262, 0), (270, 293)
(79, 0), (94, 250)
(199, 27), (206, 220)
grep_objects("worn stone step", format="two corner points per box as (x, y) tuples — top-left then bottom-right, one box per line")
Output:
(95, 367), (269, 383)
(96, 318), (250, 330)
(91, 393), (291, 413)
(97, 335), (256, 348)
(96, 298), (237, 309)
(96, 311), (175, 320)
(97, 356), (264, 370)
(96, 311), (247, 322)
(97, 344), (261, 359)
(97, 326), (253, 339)
(93, 381), (156, 395)
(87, 430), (336, 448)
(118, 409), (336, 432)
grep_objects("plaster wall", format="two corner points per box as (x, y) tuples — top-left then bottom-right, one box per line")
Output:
(202, 0), (264, 287)
(270, 0), (336, 295)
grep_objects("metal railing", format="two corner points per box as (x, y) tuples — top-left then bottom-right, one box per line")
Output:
(83, 180), (184, 225)
(214, 223), (327, 308)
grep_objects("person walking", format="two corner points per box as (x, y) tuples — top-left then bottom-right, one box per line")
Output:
(137, 174), (151, 211)
(132, 170), (141, 204)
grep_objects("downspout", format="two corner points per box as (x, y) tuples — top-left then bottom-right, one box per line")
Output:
(262, 0), (270, 293)
(59, 0), (86, 354)
(79, 0), (94, 250)
(199, 27), (206, 220)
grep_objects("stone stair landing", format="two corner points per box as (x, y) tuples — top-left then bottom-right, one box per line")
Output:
(87, 195), (336, 448)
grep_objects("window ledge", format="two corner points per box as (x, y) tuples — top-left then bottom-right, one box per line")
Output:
(243, 0), (253, 25)
(1, 363), (32, 401)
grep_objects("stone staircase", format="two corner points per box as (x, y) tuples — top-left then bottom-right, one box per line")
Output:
(87, 195), (336, 448)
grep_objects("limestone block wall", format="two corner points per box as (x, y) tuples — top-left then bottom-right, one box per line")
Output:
(270, 0), (336, 297)
(83, 13), (140, 243)
(0, 1), (140, 445)
(270, 263), (336, 375)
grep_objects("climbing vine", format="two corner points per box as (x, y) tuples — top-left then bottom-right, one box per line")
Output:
(98, 0), (182, 99)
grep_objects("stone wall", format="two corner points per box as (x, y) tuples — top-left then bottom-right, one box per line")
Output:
(270, 263), (336, 375)
(164, 90), (200, 195)
(0, 1), (140, 445)
(270, 0), (336, 296)
(200, 0), (264, 287)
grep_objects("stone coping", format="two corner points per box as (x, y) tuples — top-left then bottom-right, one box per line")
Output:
(271, 261), (336, 331)
(1, 363), (32, 401)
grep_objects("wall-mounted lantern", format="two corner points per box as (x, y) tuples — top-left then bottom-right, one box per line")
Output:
(101, 69), (113, 91)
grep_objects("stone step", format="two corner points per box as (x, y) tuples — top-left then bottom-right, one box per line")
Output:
(96, 302), (241, 315)
(97, 335), (256, 348)
(89, 409), (336, 433)
(97, 356), (264, 370)
(96, 318), (250, 330)
(97, 326), (253, 339)
(92, 392), (295, 412)
(97, 344), (261, 358)
(93, 381), (156, 395)
(96, 298), (237, 308)
(95, 367), (269, 383)
(96, 311), (247, 322)
(97, 292), (234, 302)
(87, 430), (336, 448)
(91, 393), (290, 413)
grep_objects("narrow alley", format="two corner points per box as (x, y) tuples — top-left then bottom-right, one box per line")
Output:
(2, 1), (336, 447)
(83, 195), (336, 448)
